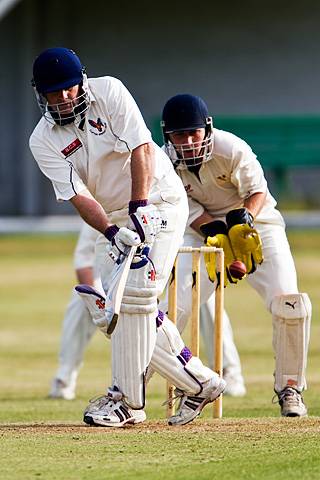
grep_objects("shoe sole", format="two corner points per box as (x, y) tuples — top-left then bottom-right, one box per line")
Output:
(83, 414), (135, 427)
(168, 379), (226, 426)
(281, 410), (308, 417)
(83, 412), (146, 427)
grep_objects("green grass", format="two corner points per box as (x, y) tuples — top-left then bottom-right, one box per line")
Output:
(0, 231), (320, 479)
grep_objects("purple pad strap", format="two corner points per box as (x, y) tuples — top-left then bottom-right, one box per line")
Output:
(177, 346), (193, 365)
(156, 310), (165, 328)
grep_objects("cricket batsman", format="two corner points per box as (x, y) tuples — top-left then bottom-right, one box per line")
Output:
(29, 47), (225, 427)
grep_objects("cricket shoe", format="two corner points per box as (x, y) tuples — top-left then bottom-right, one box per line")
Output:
(168, 377), (226, 426)
(275, 387), (307, 417)
(75, 285), (117, 337)
(49, 378), (76, 401)
(223, 367), (246, 397)
(83, 388), (146, 427)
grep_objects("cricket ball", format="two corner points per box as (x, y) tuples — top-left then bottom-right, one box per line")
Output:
(229, 260), (247, 279)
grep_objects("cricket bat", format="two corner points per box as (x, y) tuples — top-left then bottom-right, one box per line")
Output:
(105, 245), (137, 335)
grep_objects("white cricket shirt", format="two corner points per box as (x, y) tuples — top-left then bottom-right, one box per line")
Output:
(169, 128), (285, 227)
(29, 76), (177, 215)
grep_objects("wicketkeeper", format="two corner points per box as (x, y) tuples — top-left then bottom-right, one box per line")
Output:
(29, 47), (226, 427)
(160, 93), (311, 417)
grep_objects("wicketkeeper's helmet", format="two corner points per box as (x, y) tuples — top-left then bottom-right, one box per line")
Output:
(161, 94), (214, 169)
(31, 47), (90, 125)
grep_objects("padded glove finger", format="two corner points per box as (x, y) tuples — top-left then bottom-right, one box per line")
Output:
(128, 204), (162, 245)
(228, 223), (263, 274)
(200, 220), (239, 286)
(204, 235), (238, 287)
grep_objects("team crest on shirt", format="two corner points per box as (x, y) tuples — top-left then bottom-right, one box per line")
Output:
(216, 174), (228, 182)
(88, 117), (107, 135)
(184, 184), (193, 194)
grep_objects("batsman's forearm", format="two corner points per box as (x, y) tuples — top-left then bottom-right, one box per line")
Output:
(130, 142), (155, 200)
(70, 190), (112, 234)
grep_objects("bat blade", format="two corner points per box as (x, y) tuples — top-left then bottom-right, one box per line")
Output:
(106, 245), (137, 335)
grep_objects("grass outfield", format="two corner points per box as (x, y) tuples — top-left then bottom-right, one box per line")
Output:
(0, 231), (319, 479)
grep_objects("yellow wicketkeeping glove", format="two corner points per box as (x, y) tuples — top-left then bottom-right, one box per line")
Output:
(200, 221), (239, 287)
(226, 208), (264, 274)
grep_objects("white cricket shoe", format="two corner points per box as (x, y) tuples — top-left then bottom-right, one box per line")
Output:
(83, 389), (146, 427)
(49, 378), (76, 401)
(223, 368), (246, 397)
(168, 377), (226, 426)
(276, 387), (307, 417)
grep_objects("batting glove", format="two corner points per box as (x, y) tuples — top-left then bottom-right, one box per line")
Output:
(127, 200), (162, 246)
(105, 224), (142, 263)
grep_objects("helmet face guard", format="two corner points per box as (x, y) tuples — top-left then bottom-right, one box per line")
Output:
(32, 47), (90, 125)
(32, 75), (90, 126)
(161, 94), (214, 169)
(162, 119), (213, 170)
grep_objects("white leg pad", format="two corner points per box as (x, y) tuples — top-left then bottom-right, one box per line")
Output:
(111, 310), (157, 409)
(111, 253), (159, 408)
(272, 293), (311, 392)
(121, 286), (158, 314)
(150, 313), (219, 396)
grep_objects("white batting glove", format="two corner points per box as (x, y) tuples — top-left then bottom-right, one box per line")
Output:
(105, 225), (142, 263)
(128, 202), (162, 245)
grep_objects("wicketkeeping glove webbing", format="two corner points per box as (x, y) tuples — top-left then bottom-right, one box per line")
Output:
(226, 208), (263, 274)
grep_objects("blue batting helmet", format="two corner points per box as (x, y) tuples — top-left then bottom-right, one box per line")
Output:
(32, 47), (84, 94)
(161, 94), (210, 133)
(161, 94), (214, 169)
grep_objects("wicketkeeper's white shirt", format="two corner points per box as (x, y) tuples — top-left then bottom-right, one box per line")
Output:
(29, 76), (176, 215)
(168, 128), (285, 227)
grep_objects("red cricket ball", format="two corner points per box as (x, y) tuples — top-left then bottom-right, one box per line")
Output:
(229, 260), (247, 279)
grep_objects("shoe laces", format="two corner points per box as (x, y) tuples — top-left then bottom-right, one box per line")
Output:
(272, 387), (302, 406)
(162, 389), (184, 408)
(163, 389), (206, 415)
(88, 394), (113, 409)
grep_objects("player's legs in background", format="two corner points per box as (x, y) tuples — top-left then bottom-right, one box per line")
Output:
(247, 223), (311, 416)
(200, 297), (246, 397)
(49, 290), (97, 400)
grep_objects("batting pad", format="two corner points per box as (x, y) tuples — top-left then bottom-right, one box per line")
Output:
(150, 314), (218, 396)
(272, 293), (311, 392)
(111, 310), (157, 409)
